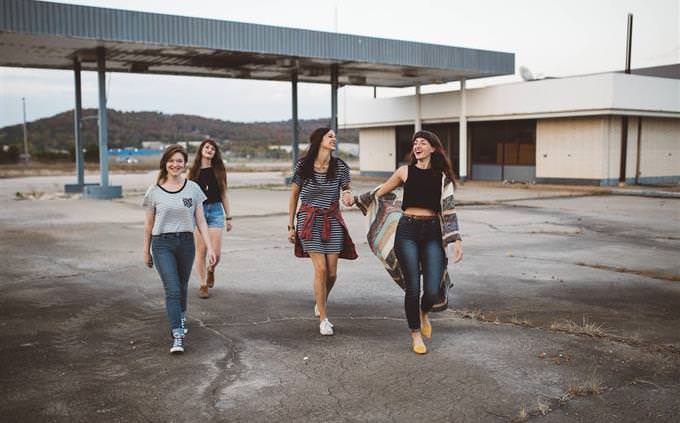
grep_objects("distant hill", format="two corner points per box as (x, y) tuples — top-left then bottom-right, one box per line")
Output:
(0, 109), (358, 152)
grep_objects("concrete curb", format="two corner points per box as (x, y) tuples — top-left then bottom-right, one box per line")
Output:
(608, 189), (680, 199)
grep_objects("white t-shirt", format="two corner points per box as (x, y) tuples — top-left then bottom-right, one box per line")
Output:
(142, 179), (207, 235)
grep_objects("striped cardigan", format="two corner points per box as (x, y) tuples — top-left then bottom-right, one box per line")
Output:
(355, 175), (461, 312)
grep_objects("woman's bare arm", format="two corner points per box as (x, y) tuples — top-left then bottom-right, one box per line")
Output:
(376, 165), (407, 198)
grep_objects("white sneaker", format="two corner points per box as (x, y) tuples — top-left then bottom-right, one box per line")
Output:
(319, 318), (334, 336)
(314, 304), (320, 317)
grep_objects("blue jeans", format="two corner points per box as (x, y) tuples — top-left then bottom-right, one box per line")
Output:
(203, 202), (225, 228)
(394, 215), (445, 331)
(151, 232), (196, 332)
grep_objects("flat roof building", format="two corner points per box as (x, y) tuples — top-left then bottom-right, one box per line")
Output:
(341, 70), (680, 185)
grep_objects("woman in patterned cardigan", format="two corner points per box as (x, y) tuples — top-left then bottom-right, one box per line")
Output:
(349, 130), (462, 354)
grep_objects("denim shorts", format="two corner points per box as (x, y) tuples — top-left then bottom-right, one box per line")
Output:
(203, 202), (225, 228)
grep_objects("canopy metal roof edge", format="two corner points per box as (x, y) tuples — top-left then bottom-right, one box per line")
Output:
(0, 0), (514, 86)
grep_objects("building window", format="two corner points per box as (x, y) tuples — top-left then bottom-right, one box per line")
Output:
(471, 120), (536, 166)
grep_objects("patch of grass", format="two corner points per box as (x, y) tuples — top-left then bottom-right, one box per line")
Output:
(567, 372), (604, 397)
(575, 261), (680, 283)
(509, 314), (531, 326)
(13, 190), (45, 200)
(549, 316), (607, 338)
(457, 308), (484, 320)
(516, 404), (528, 422)
(536, 398), (551, 416)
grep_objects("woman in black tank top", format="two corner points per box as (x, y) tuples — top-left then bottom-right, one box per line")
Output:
(187, 139), (232, 299)
(351, 130), (463, 355)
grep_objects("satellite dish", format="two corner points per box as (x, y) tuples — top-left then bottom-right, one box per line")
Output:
(519, 66), (535, 81)
(520, 65), (546, 81)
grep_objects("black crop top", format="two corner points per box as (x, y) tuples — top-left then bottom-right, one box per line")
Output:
(401, 165), (441, 212)
(197, 167), (222, 204)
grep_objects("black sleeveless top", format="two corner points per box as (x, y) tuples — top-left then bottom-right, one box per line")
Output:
(402, 165), (441, 212)
(197, 168), (222, 204)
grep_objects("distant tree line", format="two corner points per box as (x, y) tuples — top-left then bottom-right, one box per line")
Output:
(0, 109), (358, 163)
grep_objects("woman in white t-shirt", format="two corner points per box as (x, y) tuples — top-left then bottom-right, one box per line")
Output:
(143, 145), (216, 354)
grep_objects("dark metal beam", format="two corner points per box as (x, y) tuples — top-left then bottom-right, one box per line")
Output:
(291, 70), (299, 170)
(74, 59), (84, 186)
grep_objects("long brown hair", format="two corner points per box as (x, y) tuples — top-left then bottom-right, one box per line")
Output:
(156, 144), (188, 184)
(187, 138), (227, 196)
(409, 130), (456, 186)
(297, 127), (340, 182)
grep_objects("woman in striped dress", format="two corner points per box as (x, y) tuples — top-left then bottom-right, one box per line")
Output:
(287, 127), (357, 336)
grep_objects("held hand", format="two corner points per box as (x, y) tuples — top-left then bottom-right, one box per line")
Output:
(207, 249), (217, 267)
(341, 191), (354, 207)
(144, 251), (153, 268)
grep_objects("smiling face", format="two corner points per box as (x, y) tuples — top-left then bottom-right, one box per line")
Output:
(412, 137), (435, 161)
(201, 142), (216, 160)
(320, 130), (337, 151)
(165, 152), (186, 177)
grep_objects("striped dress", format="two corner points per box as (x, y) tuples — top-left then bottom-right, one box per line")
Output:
(293, 158), (351, 254)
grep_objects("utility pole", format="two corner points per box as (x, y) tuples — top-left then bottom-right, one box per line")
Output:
(619, 13), (633, 185)
(21, 97), (30, 162)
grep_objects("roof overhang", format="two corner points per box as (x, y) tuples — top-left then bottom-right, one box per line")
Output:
(0, 0), (515, 87)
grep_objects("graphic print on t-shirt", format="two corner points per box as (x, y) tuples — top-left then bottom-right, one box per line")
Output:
(182, 198), (193, 208)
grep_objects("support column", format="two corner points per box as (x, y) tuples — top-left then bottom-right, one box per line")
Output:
(330, 64), (339, 155)
(415, 85), (422, 132)
(74, 60), (84, 187)
(288, 71), (300, 184)
(65, 59), (89, 193)
(83, 47), (122, 199)
(97, 47), (109, 187)
(458, 78), (468, 181)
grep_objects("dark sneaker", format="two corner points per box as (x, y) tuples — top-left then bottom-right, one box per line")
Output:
(170, 329), (185, 354)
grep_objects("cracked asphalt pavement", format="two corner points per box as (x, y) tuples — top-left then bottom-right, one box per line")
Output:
(1, 176), (679, 422)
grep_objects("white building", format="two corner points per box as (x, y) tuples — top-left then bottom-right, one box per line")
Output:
(341, 69), (680, 185)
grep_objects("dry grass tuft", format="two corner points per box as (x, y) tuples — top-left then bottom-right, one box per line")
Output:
(549, 316), (607, 337)
(516, 404), (528, 422)
(568, 373), (604, 397)
(509, 314), (531, 326)
(457, 308), (484, 320)
(536, 398), (551, 416)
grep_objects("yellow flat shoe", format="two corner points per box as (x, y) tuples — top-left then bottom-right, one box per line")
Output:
(412, 341), (427, 355)
(420, 315), (432, 339)
(420, 322), (432, 339)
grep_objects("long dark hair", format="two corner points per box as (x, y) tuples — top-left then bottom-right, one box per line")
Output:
(297, 127), (339, 182)
(409, 130), (456, 186)
(157, 144), (188, 184)
(187, 138), (228, 196)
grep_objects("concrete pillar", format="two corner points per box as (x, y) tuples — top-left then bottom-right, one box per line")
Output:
(330, 64), (338, 134)
(83, 47), (122, 199)
(330, 64), (339, 156)
(291, 71), (300, 172)
(74, 60), (84, 186)
(458, 78), (468, 180)
(97, 47), (109, 187)
(415, 85), (422, 132)
(65, 59), (89, 193)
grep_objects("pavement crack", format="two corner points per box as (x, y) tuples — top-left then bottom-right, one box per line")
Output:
(444, 309), (680, 360)
(211, 314), (406, 327)
(573, 261), (680, 282)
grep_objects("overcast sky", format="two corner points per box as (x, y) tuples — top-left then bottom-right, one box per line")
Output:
(0, 0), (678, 128)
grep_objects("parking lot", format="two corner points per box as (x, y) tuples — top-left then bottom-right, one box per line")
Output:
(1, 173), (679, 422)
